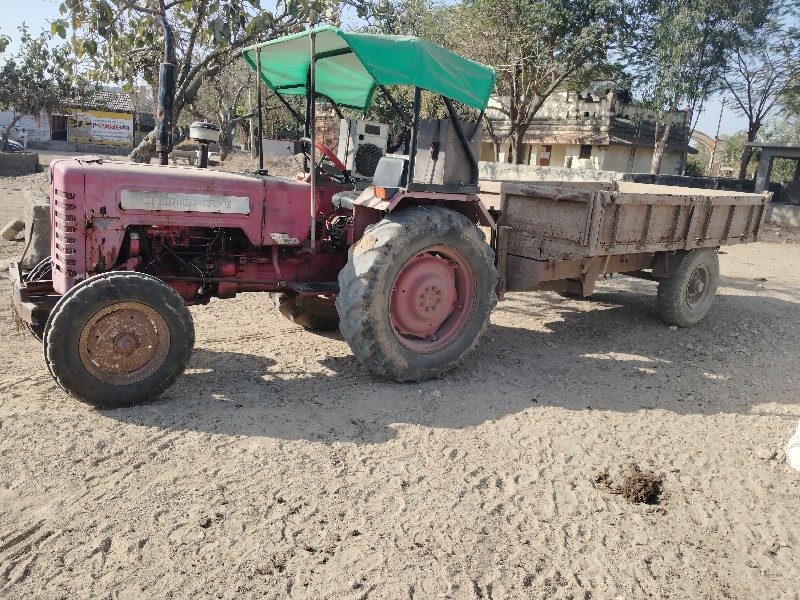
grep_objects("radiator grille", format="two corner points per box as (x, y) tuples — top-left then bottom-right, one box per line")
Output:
(52, 191), (81, 285)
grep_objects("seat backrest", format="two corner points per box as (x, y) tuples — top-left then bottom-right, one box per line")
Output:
(372, 156), (408, 191)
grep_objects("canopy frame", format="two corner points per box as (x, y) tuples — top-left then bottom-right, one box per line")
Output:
(245, 26), (494, 191)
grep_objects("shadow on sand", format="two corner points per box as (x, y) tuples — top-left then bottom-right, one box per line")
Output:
(106, 277), (799, 443)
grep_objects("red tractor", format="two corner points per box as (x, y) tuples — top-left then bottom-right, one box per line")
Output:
(11, 26), (499, 407)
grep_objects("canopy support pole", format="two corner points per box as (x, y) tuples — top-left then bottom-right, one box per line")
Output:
(407, 86), (422, 186)
(256, 48), (264, 171)
(379, 85), (410, 126)
(273, 90), (303, 125)
(308, 28), (317, 251)
(469, 109), (485, 141)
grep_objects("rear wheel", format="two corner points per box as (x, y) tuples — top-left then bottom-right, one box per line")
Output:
(270, 292), (339, 330)
(44, 272), (195, 407)
(657, 248), (719, 327)
(337, 206), (497, 381)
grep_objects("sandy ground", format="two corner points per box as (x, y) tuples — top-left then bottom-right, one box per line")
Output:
(1, 169), (799, 600)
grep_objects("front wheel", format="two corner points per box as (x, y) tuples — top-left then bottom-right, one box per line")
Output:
(657, 248), (719, 327)
(44, 272), (195, 407)
(337, 206), (497, 381)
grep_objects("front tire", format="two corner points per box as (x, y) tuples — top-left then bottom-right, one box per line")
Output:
(44, 272), (195, 407)
(657, 248), (719, 327)
(337, 206), (497, 381)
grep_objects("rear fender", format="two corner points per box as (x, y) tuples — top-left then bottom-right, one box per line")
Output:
(352, 187), (495, 228)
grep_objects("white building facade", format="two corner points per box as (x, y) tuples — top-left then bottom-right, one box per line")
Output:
(482, 90), (694, 175)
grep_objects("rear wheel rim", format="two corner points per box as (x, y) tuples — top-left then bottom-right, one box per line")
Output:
(389, 245), (475, 353)
(79, 302), (171, 385)
(686, 264), (711, 309)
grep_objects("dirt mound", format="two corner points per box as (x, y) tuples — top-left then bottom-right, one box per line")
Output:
(595, 463), (662, 504)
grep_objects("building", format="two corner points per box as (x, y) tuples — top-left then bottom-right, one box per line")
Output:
(481, 90), (695, 174)
(1, 86), (155, 151)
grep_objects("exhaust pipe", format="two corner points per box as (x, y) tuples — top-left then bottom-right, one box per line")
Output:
(156, 18), (175, 166)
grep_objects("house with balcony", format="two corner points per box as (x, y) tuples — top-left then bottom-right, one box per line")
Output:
(481, 90), (695, 174)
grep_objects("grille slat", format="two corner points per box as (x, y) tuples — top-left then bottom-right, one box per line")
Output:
(52, 193), (82, 289)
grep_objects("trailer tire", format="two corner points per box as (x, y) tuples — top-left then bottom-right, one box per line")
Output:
(44, 272), (195, 408)
(270, 292), (340, 331)
(337, 206), (497, 382)
(657, 248), (719, 327)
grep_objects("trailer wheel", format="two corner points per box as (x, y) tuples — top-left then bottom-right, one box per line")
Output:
(44, 272), (194, 408)
(337, 206), (497, 381)
(270, 292), (339, 330)
(657, 248), (719, 327)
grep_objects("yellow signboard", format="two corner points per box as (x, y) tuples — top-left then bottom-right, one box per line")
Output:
(68, 109), (133, 146)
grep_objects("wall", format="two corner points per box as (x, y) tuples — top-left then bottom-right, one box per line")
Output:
(68, 110), (134, 147)
(602, 146), (633, 172)
(0, 110), (51, 144)
(479, 161), (620, 182)
(479, 138), (685, 175)
(0, 152), (39, 176)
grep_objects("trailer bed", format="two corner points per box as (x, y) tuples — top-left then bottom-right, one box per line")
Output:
(494, 181), (770, 296)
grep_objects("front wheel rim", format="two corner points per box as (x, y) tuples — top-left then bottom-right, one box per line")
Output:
(388, 245), (476, 353)
(79, 301), (171, 385)
(686, 264), (711, 309)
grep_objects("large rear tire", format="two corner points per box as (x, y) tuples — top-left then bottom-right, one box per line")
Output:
(657, 248), (719, 327)
(337, 206), (497, 381)
(270, 291), (339, 330)
(44, 272), (195, 407)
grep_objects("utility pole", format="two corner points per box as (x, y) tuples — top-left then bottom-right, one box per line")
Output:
(709, 99), (725, 176)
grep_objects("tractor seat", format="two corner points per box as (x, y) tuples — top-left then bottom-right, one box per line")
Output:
(372, 156), (408, 191)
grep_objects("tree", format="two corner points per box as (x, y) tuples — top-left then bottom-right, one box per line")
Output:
(720, 132), (760, 178)
(721, 4), (800, 178)
(182, 62), (256, 160)
(428, 0), (631, 163)
(55, 0), (360, 162)
(685, 144), (710, 176)
(626, 0), (775, 175)
(0, 25), (81, 151)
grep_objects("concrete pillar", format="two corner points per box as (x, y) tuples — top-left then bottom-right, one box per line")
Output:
(22, 186), (51, 269)
(789, 159), (800, 205)
(754, 151), (774, 194)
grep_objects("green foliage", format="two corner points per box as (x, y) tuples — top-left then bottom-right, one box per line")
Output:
(628, 0), (772, 115)
(433, 0), (633, 162)
(625, 0), (775, 174)
(368, 0), (633, 162)
(55, 0), (374, 159)
(719, 2), (799, 177)
(720, 132), (759, 178)
(0, 25), (84, 149)
(685, 145), (710, 176)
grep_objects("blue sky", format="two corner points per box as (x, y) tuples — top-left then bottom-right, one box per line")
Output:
(1, 0), (750, 137)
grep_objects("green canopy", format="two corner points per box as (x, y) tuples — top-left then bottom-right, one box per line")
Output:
(242, 25), (496, 112)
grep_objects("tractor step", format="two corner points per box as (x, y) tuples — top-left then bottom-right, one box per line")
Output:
(287, 281), (339, 296)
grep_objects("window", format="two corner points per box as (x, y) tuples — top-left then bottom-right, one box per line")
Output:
(579, 144), (592, 159)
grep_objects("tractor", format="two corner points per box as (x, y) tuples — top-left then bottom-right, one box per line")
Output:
(10, 26), (499, 407)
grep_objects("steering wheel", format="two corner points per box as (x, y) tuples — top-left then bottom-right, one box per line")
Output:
(299, 137), (347, 180)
